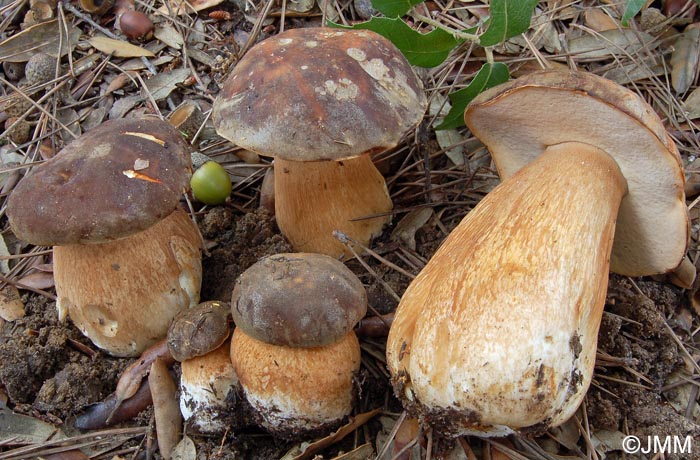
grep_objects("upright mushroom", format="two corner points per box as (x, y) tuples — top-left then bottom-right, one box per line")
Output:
(229, 253), (366, 438)
(386, 71), (689, 436)
(212, 27), (426, 257)
(7, 117), (203, 357)
(168, 301), (242, 434)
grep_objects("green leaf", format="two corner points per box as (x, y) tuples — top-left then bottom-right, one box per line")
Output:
(333, 18), (464, 67)
(370, 0), (423, 18)
(621, 0), (646, 26)
(479, 0), (538, 47)
(435, 62), (509, 130)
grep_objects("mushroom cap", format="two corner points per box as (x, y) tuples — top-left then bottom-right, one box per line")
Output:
(167, 300), (231, 362)
(231, 253), (367, 347)
(464, 70), (688, 276)
(212, 27), (426, 161)
(7, 117), (192, 246)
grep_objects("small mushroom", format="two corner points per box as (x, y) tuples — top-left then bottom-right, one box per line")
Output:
(168, 301), (241, 434)
(386, 71), (689, 436)
(7, 117), (203, 357)
(212, 28), (427, 257)
(229, 253), (366, 438)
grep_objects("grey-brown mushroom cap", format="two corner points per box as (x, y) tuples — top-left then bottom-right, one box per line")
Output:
(231, 253), (367, 347)
(212, 27), (427, 161)
(464, 70), (689, 277)
(7, 117), (192, 246)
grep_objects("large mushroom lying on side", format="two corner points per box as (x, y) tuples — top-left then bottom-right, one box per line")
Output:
(212, 27), (426, 257)
(7, 117), (203, 357)
(386, 71), (689, 436)
(229, 253), (366, 438)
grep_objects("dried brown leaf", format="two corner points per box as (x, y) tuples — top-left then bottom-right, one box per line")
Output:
(671, 27), (700, 94)
(142, 68), (190, 101)
(683, 86), (700, 118)
(154, 24), (184, 49)
(391, 208), (433, 251)
(584, 8), (620, 31)
(157, 0), (224, 16)
(88, 35), (156, 57)
(0, 20), (81, 62)
(0, 285), (24, 321)
(568, 29), (656, 59)
(171, 436), (197, 460)
(282, 409), (380, 460)
(16, 271), (55, 290)
(149, 358), (181, 460)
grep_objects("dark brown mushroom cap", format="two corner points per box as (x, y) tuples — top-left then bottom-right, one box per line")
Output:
(7, 117), (192, 246)
(167, 300), (231, 362)
(231, 253), (367, 347)
(212, 27), (427, 161)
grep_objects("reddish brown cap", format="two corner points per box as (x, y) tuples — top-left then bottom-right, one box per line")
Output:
(212, 27), (426, 161)
(231, 253), (367, 347)
(7, 117), (192, 246)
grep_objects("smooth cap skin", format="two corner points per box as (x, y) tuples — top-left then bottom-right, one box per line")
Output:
(212, 27), (426, 161)
(7, 117), (192, 246)
(231, 253), (367, 347)
(465, 70), (688, 276)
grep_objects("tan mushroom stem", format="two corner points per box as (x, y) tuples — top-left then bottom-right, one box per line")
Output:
(387, 142), (628, 436)
(274, 154), (392, 257)
(55, 208), (202, 357)
(231, 328), (361, 438)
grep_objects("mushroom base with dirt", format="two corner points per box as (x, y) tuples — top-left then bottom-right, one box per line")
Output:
(388, 142), (627, 436)
(230, 329), (361, 439)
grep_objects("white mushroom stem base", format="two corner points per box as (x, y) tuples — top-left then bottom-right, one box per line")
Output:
(55, 208), (203, 357)
(387, 142), (628, 436)
(274, 154), (392, 257)
(180, 341), (241, 434)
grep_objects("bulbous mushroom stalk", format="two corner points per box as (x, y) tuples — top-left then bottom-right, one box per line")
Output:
(229, 253), (367, 438)
(386, 70), (689, 436)
(55, 208), (201, 356)
(389, 143), (627, 435)
(6, 117), (202, 357)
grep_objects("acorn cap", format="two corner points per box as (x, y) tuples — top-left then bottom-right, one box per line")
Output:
(212, 27), (426, 161)
(231, 253), (367, 347)
(464, 70), (688, 276)
(7, 117), (192, 246)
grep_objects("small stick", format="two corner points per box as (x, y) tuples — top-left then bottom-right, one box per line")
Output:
(149, 358), (181, 460)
